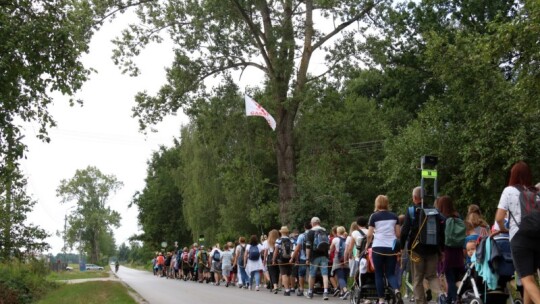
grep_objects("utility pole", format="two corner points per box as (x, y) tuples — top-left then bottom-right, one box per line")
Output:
(2, 129), (14, 261)
(63, 214), (68, 265)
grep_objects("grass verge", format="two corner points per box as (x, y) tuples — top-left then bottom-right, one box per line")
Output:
(47, 264), (110, 280)
(37, 281), (137, 304)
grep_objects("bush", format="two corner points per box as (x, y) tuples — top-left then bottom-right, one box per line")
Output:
(0, 259), (56, 304)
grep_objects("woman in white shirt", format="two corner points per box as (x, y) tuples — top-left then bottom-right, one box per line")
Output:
(244, 235), (264, 291)
(494, 161), (540, 304)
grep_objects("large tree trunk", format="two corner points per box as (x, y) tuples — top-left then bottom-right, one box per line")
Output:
(276, 107), (296, 225)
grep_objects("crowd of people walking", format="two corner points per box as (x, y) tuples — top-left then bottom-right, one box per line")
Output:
(149, 161), (540, 304)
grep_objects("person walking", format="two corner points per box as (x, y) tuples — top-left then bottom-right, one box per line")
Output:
(400, 187), (443, 304)
(305, 216), (331, 300)
(329, 226), (350, 300)
(292, 221), (312, 297)
(244, 235), (264, 291)
(210, 244), (222, 285)
(221, 244), (234, 287)
(438, 195), (465, 304)
(234, 237), (249, 289)
(366, 195), (403, 304)
(495, 161), (540, 304)
(274, 226), (294, 296)
(264, 229), (280, 293)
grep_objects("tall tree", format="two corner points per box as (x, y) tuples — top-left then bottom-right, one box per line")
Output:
(57, 166), (122, 264)
(131, 144), (191, 249)
(0, 0), (152, 261)
(114, 0), (377, 223)
(0, 167), (49, 260)
(361, 0), (540, 215)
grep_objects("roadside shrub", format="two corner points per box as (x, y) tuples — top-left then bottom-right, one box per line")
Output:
(0, 259), (56, 304)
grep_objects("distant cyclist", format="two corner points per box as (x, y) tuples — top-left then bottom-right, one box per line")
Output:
(115, 260), (119, 273)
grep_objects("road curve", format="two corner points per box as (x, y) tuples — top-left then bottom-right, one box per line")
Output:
(115, 266), (348, 304)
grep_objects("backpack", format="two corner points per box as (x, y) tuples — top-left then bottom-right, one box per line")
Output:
(356, 229), (368, 254)
(409, 206), (443, 247)
(337, 237), (346, 262)
(279, 238), (292, 260)
(212, 250), (221, 262)
(510, 186), (540, 238)
(312, 229), (330, 253)
(189, 249), (196, 264)
(200, 251), (208, 265)
(248, 245), (260, 261)
(444, 217), (466, 247)
(238, 245), (246, 266)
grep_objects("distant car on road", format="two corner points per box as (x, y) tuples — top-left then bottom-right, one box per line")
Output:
(85, 264), (104, 270)
(65, 266), (73, 271)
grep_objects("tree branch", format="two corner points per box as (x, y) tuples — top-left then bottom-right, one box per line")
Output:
(312, 2), (375, 51)
(230, 0), (274, 76)
(93, 0), (157, 26)
(197, 61), (268, 84)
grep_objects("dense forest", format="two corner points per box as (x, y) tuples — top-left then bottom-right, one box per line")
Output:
(124, 0), (540, 254)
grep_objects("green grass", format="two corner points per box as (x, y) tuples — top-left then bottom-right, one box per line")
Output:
(37, 281), (137, 304)
(47, 264), (110, 281)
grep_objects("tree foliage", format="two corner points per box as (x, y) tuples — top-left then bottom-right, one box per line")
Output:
(0, 167), (49, 260)
(114, 0), (378, 223)
(130, 144), (191, 250)
(57, 166), (122, 264)
(127, 0), (540, 251)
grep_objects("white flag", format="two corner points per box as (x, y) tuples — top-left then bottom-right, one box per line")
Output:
(244, 95), (276, 131)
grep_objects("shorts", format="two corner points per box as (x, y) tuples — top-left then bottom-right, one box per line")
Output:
(279, 263), (293, 276)
(298, 260), (308, 278)
(511, 233), (540, 278)
(211, 261), (222, 273)
(292, 263), (299, 277)
(309, 256), (329, 277)
(222, 264), (232, 277)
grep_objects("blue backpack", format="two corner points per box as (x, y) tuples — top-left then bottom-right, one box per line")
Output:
(248, 245), (260, 261)
(313, 229), (330, 253)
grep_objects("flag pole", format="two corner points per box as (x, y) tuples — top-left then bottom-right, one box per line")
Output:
(243, 93), (265, 237)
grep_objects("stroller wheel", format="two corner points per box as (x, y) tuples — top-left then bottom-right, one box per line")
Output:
(469, 298), (483, 304)
(513, 300), (523, 304)
(350, 285), (361, 304)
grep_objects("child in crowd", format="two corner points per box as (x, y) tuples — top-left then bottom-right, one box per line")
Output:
(465, 241), (476, 265)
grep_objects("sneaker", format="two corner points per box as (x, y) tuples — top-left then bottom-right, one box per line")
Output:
(426, 289), (432, 302)
(340, 291), (350, 300)
(238, 284), (243, 288)
(284, 291), (291, 296)
(297, 289), (304, 296)
(305, 291), (314, 299)
(323, 292), (328, 301)
(256, 286), (260, 291)
(395, 291), (403, 304)
(437, 293), (447, 304)
(334, 289), (341, 297)
(225, 282), (229, 287)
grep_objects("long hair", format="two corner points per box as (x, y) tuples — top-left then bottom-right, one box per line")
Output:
(267, 229), (279, 247)
(508, 161), (533, 187)
(438, 195), (458, 218)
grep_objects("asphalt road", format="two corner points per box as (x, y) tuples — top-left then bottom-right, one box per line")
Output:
(115, 266), (352, 304)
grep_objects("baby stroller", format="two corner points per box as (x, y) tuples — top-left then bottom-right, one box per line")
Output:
(457, 236), (522, 304)
(350, 249), (399, 304)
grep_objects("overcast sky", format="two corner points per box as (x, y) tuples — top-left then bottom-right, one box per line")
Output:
(19, 8), (335, 256)
(20, 13), (186, 255)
